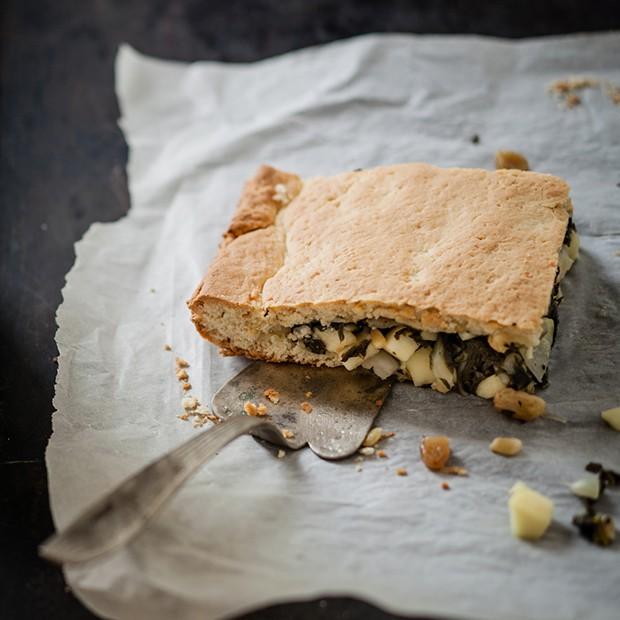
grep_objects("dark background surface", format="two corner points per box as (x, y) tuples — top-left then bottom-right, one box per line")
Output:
(1, 1), (619, 618)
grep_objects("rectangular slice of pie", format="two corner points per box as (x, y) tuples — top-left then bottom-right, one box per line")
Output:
(188, 163), (579, 399)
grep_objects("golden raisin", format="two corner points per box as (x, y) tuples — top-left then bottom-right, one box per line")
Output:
(420, 435), (451, 471)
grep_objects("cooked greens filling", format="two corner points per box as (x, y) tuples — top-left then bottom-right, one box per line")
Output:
(288, 225), (578, 399)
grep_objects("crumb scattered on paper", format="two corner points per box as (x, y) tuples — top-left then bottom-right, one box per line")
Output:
(548, 76), (620, 108)
(441, 466), (469, 477)
(164, 344), (172, 351)
(244, 401), (267, 417)
(396, 467), (408, 477)
(264, 388), (280, 404)
(495, 150), (529, 171)
(300, 401), (313, 414)
(277, 449), (286, 459)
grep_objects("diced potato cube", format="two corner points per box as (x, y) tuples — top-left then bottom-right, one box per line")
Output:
(567, 230), (580, 261)
(458, 331), (477, 341)
(557, 247), (575, 281)
(362, 350), (400, 379)
(405, 347), (434, 386)
(342, 343), (378, 371)
(601, 406), (620, 431)
(431, 339), (456, 390)
(384, 328), (419, 362)
(420, 330), (438, 341)
(476, 373), (509, 399)
(370, 328), (387, 349)
(319, 327), (357, 353)
(570, 474), (601, 500)
(509, 482), (554, 540)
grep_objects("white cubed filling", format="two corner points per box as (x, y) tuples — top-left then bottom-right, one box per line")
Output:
(405, 347), (434, 386)
(384, 328), (419, 362)
(319, 327), (357, 353)
(420, 330), (438, 341)
(431, 339), (456, 389)
(509, 482), (554, 540)
(342, 342), (378, 370)
(362, 351), (400, 379)
(569, 474), (601, 500)
(567, 230), (580, 261)
(601, 406), (620, 431)
(476, 373), (509, 399)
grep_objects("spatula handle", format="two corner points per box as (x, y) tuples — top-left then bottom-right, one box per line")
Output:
(40, 414), (266, 564)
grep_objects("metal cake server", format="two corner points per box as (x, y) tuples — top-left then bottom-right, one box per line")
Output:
(40, 362), (392, 564)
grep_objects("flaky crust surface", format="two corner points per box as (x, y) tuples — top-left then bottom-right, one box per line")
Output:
(189, 163), (571, 346)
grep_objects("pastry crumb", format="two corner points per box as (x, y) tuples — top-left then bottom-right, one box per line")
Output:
(420, 435), (451, 471)
(257, 403), (268, 416)
(441, 466), (469, 476)
(607, 84), (620, 105)
(175, 357), (189, 369)
(164, 344), (172, 351)
(264, 388), (280, 404)
(300, 401), (313, 414)
(376, 449), (388, 458)
(495, 150), (529, 171)
(547, 76), (620, 109)
(277, 449), (286, 459)
(182, 396), (198, 411)
(176, 369), (189, 381)
(243, 400), (260, 416)
(304, 391), (313, 398)
(442, 482), (451, 491)
(359, 446), (375, 457)
(197, 406), (221, 425)
(282, 429), (295, 439)
(181, 382), (192, 391)
(396, 467), (408, 477)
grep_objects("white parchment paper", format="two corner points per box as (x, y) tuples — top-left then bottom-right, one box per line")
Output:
(49, 33), (620, 620)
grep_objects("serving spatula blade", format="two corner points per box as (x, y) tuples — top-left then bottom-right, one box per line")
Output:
(212, 362), (393, 459)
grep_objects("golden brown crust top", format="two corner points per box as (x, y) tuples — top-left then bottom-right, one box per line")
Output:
(190, 163), (572, 342)
(222, 165), (302, 244)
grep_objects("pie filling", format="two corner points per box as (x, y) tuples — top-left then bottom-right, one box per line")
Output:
(287, 224), (578, 399)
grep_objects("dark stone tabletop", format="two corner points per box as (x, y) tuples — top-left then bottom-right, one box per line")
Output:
(1, 1), (619, 618)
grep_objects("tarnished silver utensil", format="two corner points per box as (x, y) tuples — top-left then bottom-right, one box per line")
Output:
(40, 362), (392, 564)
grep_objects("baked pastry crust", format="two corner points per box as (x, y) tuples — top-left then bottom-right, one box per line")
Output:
(189, 163), (572, 358)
